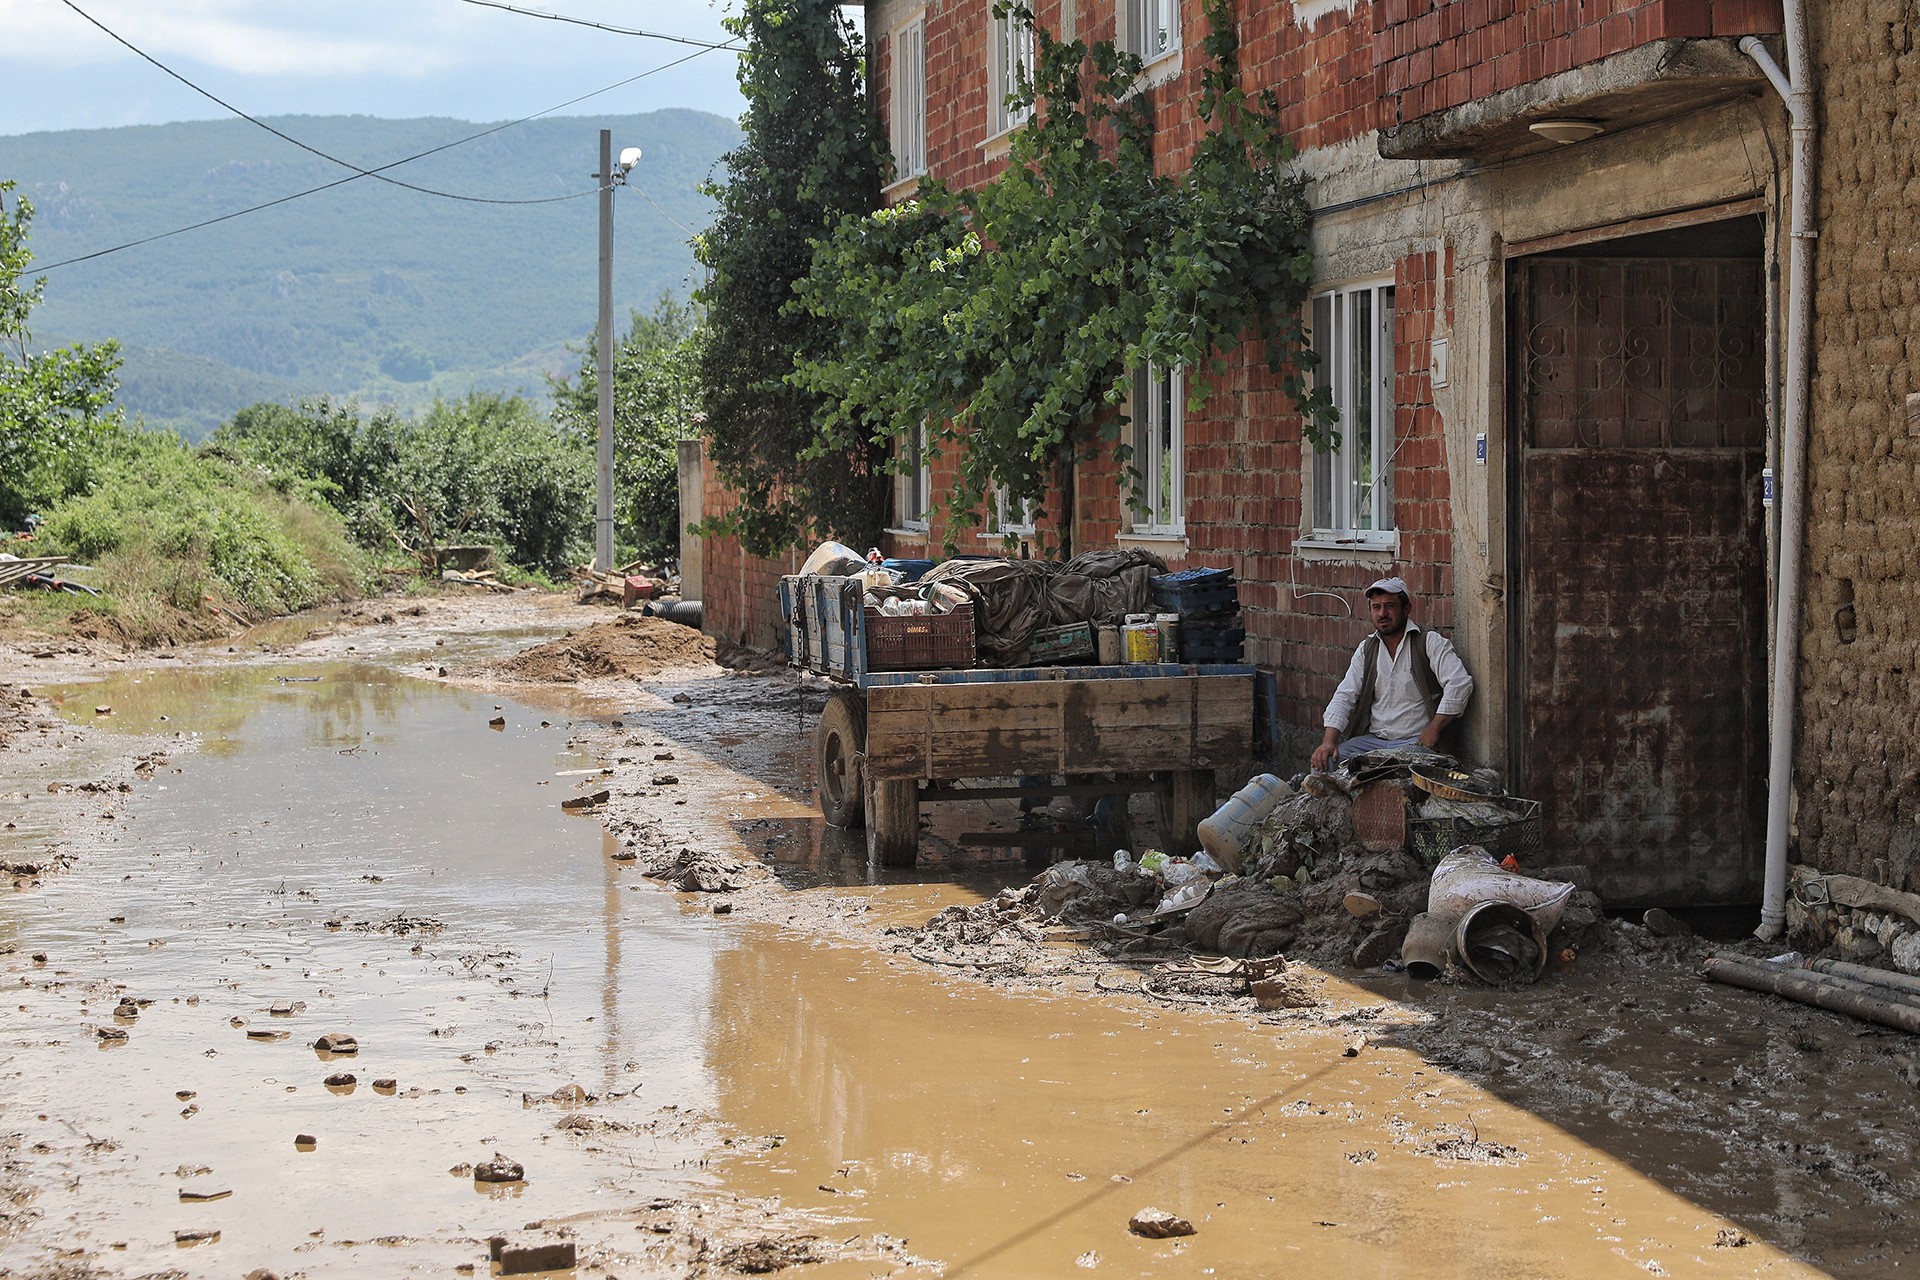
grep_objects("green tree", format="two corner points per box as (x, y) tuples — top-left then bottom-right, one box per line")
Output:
(0, 180), (124, 529)
(550, 293), (703, 565)
(793, 1), (1330, 548)
(695, 0), (890, 557)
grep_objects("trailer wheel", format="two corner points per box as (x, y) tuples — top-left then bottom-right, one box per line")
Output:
(816, 690), (867, 828)
(867, 778), (920, 868)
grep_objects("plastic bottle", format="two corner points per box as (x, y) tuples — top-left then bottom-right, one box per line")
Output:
(1196, 774), (1293, 873)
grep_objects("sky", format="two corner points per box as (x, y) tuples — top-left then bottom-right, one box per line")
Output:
(0, 0), (763, 136)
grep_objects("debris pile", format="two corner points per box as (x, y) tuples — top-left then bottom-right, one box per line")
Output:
(900, 752), (1609, 989)
(479, 613), (718, 683)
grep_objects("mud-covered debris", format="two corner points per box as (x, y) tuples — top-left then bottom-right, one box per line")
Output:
(1643, 907), (1693, 938)
(474, 1153), (525, 1183)
(1714, 1227), (1750, 1248)
(610, 844), (638, 862)
(632, 844), (751, 893)
(671, 692), (693, 704)
(373, 1078), (397, 1092)
(324, 1072), (356, 1087)
(715, 1235), (823, 1273)
(174, 1227), (220, 1243)
(548, 1082), (592, 1105)
(1128, 1207), (1196, 1238)
(652, 774), (679, 786)
(713, 900), (734, 915)
(114, 997), (140, 1018)
(294, 1134), (317, 1148)
(313, 1033), (358, 1054)
(269, 999), (295, 1015)
(498, 1239), (577, 1275)
(561, 790), (610, 811)
(1343, 1033), (1369, 1057)
(96, 1026), (128, 1042)
(179, 1188), (232, 1202)
(488, 715), (506, 728)
(654, 750), (676, 760)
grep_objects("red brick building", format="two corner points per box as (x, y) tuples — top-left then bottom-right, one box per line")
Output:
(699, 0), (1827, 907)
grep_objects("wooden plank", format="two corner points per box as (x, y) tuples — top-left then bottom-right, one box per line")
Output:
(929, 728), (1064, 777)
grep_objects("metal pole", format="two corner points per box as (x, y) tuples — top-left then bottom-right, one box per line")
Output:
(595, 128), (616, 574)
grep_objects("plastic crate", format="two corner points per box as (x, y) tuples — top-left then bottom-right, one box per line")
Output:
(1409, 797), (1544, 867)
(865, 603), (975, 671)
(1151, 570), (1240, 617)
(1027, 621), (1095, 665)
(1180, 623), (1246, 661)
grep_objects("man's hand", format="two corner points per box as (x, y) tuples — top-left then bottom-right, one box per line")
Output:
(1311, 728), (1341, 773)
(1417, 713), (1457, 751)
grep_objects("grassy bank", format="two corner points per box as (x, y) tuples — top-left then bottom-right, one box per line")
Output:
(5, 430), (371, 648)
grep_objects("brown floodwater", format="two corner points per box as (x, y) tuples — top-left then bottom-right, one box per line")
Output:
(1, 658), (1829, 1278)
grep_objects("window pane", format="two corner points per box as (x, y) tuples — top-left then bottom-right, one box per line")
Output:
(1376, 287), (1395, 530)
(1155, 369), (1175, 526)
(1351, 290), (1373, 530)
(1311, 293), (1333, 529)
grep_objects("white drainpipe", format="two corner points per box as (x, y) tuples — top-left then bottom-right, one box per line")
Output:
(1740, 20), (1815, 939)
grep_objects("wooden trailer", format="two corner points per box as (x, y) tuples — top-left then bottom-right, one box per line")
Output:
(782, 574), (1262, 866)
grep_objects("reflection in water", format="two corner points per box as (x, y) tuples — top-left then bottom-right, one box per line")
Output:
(8, 665), (728, 1277)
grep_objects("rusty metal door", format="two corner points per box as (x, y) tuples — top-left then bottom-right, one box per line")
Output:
(1511, 257), (1766, 905)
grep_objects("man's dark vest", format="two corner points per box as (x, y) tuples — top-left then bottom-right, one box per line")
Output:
(1349, 627), (1442, 737)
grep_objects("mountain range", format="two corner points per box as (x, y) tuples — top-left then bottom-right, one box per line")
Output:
(1, 110), (740, 438)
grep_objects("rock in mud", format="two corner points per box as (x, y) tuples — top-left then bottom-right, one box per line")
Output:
(474, 1153), (525, 1183)
(313, 1033), (358, 1054)
(561, 790), (610, 811)
(1128, 1208), (1196, 1238)
(497, 1239), (577, 1275)
(294, 1134), (317, 1149)
(324, 1072), (356, 1086)
(1643, 907), (1693, 938)
(96, 1026), (128, 1042)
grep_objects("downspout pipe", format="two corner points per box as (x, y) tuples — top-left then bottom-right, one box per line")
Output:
(1740, 23), (1815, 940)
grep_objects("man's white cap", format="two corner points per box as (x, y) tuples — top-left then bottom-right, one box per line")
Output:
(1365, 576), (1411, 599)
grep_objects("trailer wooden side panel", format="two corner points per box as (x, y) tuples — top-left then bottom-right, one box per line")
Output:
(864, 673), (1252, 781)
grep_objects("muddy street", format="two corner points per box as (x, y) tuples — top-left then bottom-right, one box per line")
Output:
(2, 597), (1916, 1278)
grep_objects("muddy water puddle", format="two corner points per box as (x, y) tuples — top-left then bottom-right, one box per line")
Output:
(3, 662), (1825, 1277)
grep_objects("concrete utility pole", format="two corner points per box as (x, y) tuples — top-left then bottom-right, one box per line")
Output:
(595, 128), (616, 573)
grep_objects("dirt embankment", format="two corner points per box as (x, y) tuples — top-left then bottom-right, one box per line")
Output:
(475, 612), (719, 682)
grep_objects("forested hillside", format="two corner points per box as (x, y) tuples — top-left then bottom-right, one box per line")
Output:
(1, 110), (737, 437)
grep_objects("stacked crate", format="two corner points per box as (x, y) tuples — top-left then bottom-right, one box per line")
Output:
(1150, 567), (1245, 662)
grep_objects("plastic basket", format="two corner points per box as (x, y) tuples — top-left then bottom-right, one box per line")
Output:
(1408, 797), (1543, 867)
(865, 602), (975, 671)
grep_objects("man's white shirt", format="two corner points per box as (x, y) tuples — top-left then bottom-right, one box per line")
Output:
(1322, 623), (1474, 741)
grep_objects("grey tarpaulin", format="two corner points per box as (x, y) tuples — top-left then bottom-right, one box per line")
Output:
(921, 551), (1167, 666)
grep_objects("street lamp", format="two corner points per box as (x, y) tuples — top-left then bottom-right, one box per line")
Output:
(593, 131), (641, 573)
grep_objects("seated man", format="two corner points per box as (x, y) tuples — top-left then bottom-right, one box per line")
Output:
(1310, 576), (1473, 771)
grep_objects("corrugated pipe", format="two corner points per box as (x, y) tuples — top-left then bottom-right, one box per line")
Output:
(1741, 18), (1816, 941)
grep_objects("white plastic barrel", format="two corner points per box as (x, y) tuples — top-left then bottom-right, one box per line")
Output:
(1197, 773), (1292, 873)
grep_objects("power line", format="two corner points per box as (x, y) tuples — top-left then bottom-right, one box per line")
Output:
(456, 0), (741, 50)
(27, 43), (727, 275)
(57, 0), (590, 207)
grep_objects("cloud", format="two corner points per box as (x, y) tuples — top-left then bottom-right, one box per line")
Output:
(0, 0), (458, 78)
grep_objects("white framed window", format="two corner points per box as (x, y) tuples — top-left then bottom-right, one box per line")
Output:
(1127, 363), (1184, 536)
(889, 13), (928, 183)
(896, 420), (932, 530)
(1119, 0), (1180, 65)
(987, 7), (1034, 138)
(1309, 279), (1397, 540)
(988, 487), (1037, 536)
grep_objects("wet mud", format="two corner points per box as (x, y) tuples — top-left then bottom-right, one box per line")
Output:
(1, 594), (1916, 1277)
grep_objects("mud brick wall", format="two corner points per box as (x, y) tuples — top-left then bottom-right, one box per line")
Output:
(1374, 0), (1782, 127)
(1793, 0), (1920, 888)
(697, 451), (803, 652)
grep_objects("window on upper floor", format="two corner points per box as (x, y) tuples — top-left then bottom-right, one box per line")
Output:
(1308, 279), (1397, 542)
(1126, 362), (1185, 537)
(896, 420), (932, 530)
(987, 7), (1035, 138)
(889, 13), (928, 183)
(1119, 0), (1180, 65)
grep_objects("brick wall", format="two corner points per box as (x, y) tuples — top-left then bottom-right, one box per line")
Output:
(1375, 0), (1782, 127)
(698, 450), (804, 652)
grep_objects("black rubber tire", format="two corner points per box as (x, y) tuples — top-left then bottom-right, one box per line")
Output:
(816, 690), (867, 829)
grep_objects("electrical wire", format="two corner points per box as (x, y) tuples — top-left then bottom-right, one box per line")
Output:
(26, 43), (726, 275)
(455, 0), (741, 50)
(57, 0), (590, 206)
